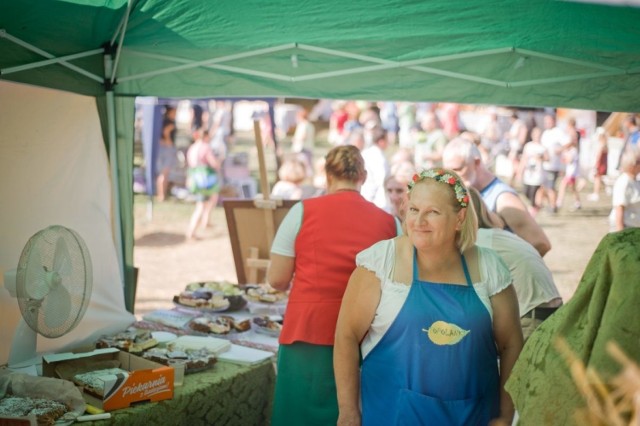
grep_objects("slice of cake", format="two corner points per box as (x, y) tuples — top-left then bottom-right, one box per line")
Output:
(72, 368), (129, 398)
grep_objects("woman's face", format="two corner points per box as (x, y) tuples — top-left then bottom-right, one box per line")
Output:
(405, 180), (463, 251)
(385, 177), (407, 217)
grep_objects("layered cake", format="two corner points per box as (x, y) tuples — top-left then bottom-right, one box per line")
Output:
(72, 367), (129, 398)
(95, 328), (158, 353)
(142, 346), (218, 373)
(184, 281), (247, 311)
(245, 284), (288, 304)
(189, 315), (251, 335)
(252, 316), (283, 334)
(174, 289), (230, 310)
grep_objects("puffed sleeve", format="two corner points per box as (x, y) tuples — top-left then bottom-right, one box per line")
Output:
(355, 239), (396, 288)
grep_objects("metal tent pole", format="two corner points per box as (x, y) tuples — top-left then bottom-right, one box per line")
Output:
(104, 52), (125, 287)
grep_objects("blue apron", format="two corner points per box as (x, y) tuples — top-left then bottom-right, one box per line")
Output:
(361, 250), (500, 426)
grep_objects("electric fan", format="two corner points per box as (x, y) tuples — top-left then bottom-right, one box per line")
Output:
(6, 225), (93, 369)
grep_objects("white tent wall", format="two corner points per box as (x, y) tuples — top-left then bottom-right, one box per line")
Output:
(0, 80), (134, 365)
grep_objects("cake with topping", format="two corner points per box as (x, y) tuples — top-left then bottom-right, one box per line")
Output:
(72, 367), (129, 398)
(189, 315), (251, 335)
(245, 284), (288, 304)
(142, 346), (218, 373)
(0, 395), (68, 426)
(95, 328), (158, 353)
(174, 289), (230, 310)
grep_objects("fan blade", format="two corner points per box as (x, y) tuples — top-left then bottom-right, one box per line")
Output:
(52, 236), (72, 277)
(24, 259), (48, 300)
(43, 284), (71, 330)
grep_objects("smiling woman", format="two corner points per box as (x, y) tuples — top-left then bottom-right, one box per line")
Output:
(334, 167), (523, 426)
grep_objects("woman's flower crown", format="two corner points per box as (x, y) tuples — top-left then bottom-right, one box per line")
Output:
(407, 168), (470, 207)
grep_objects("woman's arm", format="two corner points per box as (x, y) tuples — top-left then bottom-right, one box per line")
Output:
(334, 267), (382, 426)
(267, 254), (294, 291)
(489, 284), (523, 426)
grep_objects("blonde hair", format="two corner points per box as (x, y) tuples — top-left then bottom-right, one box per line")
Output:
(324, 145), (366, 183)
(469, 187), (499, 229)
(457, 192), (478, 253)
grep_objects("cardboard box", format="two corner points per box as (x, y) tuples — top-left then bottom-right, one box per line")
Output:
(0, 415), (36, 426)
(42, 348), (173, 411)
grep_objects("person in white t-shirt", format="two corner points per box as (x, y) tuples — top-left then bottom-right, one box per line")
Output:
(469, 187), (562, 341)
(360, 128), (390, 208)
(517, 127), (547, 216)
(291, 108), (316, 177)
(539, 114), (569, 213)
(609, 149), (640, 232)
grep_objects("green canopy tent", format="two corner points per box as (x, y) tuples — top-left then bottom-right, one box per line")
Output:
(1, 0), (639, 313)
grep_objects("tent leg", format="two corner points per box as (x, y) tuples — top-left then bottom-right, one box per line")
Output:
(106, 90), (124, 286)
(104, 54), (125, 288)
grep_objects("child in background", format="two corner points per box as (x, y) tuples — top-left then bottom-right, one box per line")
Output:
(556, 136), (582, 211)
(271, 156), (309, 200)
(588, 128), (609, 202)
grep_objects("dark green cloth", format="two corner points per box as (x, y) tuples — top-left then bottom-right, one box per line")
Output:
(83, 360), (275, 426)
(271, 343), (338, 426)
(505, 228), (640, 426)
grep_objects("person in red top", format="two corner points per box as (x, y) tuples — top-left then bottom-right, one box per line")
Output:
(268, 144), (400, 426)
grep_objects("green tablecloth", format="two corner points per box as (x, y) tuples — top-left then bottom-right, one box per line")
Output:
(505, 228), (640, 426)
(83, 360), (275, 426)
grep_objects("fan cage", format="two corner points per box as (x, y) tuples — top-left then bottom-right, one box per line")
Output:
(16, 225), (93, 338)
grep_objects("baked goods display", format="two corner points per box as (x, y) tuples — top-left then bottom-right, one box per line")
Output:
(252, 316), (283, 337)
(72, 368), (129, 398)
(0, 395), (69, 425)
(173, 289), (231, 312)
(181, 281), (248, 312)
(244, 284), (288, 304)
(189, 315), (252, 335)
(95, 328), (158, 353)
(142, 346), (218, 373)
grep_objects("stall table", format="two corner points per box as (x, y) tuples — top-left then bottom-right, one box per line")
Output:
(82, 360), (275, 426)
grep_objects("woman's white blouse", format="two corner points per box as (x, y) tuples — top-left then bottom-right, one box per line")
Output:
(356, 238), (512, 358)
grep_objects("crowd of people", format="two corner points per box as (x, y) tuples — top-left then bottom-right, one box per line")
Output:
(150, 99), (639, 237)
(269, 101), (639, 233)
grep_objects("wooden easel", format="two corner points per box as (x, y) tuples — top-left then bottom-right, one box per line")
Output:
(245, 120), (278, 283)
(223, 121), (296, 284)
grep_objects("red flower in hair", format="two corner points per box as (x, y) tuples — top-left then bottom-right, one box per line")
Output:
(463, 195), (470, 204)
(448, 177), (456, 185)
(412, 174), (419, 183)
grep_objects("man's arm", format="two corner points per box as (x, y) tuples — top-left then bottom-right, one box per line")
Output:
(497, 192), (552, 256)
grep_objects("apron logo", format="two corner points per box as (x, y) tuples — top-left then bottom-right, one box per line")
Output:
(423, 320), (470, 345)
